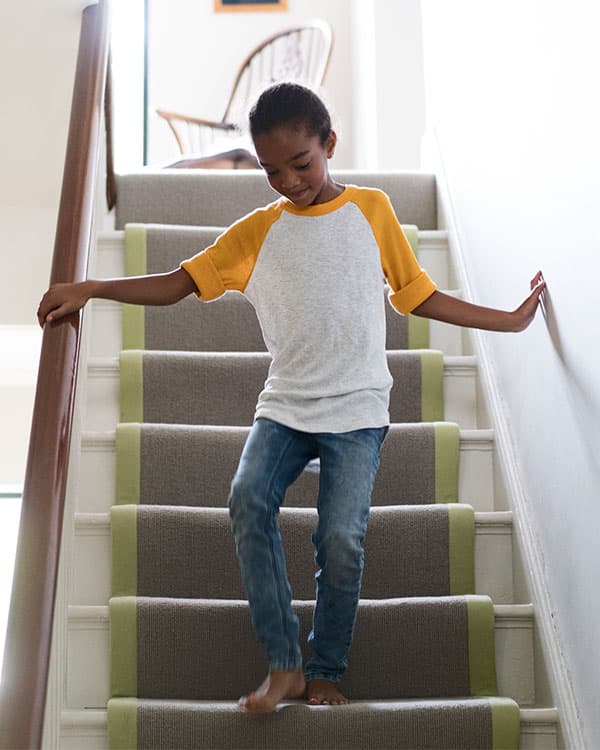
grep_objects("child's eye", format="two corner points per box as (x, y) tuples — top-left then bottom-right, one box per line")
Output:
(265, 169), (278, 177)
(296, 162), (311, 171)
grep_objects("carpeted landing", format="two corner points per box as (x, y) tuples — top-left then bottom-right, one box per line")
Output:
(106, 223), (520, 749)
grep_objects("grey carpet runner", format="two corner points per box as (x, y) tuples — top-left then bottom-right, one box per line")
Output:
(111, 503), (474, 600)
(119, 350), (444, 425)
(122, 223), (429, 351)
(114, 171), (438, 230)
(110, 595), (496, 701)
(115, 422), (459, 508)
(109, 697), (518, 750)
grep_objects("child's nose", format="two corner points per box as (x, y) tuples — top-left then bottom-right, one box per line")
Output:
(280, 170), (301, 189)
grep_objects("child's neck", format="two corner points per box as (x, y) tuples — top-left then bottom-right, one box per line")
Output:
(311, 178), (344, 205)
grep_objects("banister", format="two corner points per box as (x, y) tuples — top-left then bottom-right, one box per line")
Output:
(0, 2), (110, 748)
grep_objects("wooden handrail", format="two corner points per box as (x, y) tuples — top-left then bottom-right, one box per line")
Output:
(105, 48), (117, 211)
(0, 2), (110, 748)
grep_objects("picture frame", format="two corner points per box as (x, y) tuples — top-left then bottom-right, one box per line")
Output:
(214, 0), (288, 12)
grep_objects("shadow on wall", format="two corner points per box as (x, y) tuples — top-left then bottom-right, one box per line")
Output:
(541, 288), (600, 478)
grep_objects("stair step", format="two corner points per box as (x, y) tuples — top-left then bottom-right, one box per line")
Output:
(118, 421), (462, 507)
(95, 229), (450, 287)
(65, 602), (534, 710)
(89, 296), (464, 358)
(72, 508), (513, 607)
(77, 428), (495, 513)
(91, 229), (462, 357)
(59, 706), (560, 750)
(83, 353), (477, 432)
(113, 170), (438, 231)
(96, 229), (451, 289)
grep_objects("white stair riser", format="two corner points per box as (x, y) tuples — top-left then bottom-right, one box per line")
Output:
(82, 358), (478, 432)
(443, 358), (478, 428)
(459, 434), (495, 511)
(64, 606), (535, 710)
(77, 431), (494, 514)
(474, 521), (514, 603)
(95, 231), (451, 290)
(429, 316), (463, 357)
(71, 513), (513, 607)
(520, 717), (560, 750)
(59, 708), (559, 750)
(88, 299), (464, 359)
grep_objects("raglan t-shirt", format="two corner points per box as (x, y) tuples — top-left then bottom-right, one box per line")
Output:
(181, 185), (436, 433)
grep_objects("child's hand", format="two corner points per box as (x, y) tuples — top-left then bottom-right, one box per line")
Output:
(37, 281), (93, 328)
(510, 271), (546, 332)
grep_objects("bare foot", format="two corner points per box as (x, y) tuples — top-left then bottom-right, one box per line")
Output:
(306, 679), (349, 706)
(238, 670), (305, 713)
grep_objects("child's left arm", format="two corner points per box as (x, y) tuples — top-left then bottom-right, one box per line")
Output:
(412, 271), (545, 333)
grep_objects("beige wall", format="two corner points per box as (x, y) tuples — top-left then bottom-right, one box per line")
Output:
(422, 1), (600, 746)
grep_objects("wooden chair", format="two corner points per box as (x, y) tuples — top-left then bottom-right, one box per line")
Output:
(156, 20), (333, 168)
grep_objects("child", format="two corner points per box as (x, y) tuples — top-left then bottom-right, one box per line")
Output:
(38, 83), (545, 714)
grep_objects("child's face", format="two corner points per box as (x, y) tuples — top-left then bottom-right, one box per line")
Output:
(253, 125), (340, 206)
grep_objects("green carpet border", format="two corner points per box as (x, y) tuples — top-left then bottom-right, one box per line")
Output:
(111, 505), (138, 597)
(122, 225), (147, 350)
(110, 597), (138, 698)
(116, 423), (141, 505)
(489, 697), (521, 750)
(408, 314), (430, 349)
(402, 224), (419, 257)
(120, 351), (144, 423)
(419, 350), (444, 422)
(467, 595), (498, 697)
(107, 697), (137, 750)
(448, 505), (475, 594)
(434, 421), (459, 502)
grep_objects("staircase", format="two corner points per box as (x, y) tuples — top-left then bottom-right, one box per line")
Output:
(49, 171), (560, 749)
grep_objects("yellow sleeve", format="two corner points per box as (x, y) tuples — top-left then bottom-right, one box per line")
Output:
(354, 188), (437, 314)
(180, 201), (284, 301)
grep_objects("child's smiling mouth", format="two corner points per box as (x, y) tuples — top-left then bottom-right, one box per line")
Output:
(287, 187), (309, 201)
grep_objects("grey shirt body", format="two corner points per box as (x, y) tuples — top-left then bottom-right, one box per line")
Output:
(181, 186), (436, 433)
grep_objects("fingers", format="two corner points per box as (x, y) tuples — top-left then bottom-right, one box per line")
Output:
(530, 270), (544, 290)
(37, 295), (52, 328)
(45, 303), (68, 324)
(37, 289), (59, 327)
(37, 284), (79, 327)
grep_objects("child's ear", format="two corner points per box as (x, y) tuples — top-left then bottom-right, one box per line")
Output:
(325, 130), (337, 159)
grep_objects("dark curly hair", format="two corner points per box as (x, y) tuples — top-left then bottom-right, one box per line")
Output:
(249, 82), (332, 145)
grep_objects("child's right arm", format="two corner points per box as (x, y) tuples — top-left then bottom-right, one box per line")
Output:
(37, 268), (197, 327)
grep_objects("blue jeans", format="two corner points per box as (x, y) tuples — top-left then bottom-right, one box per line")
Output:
(228, 417), (387, 683)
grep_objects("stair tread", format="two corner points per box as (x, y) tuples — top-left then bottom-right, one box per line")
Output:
(60, 702), (559, 749)
(62, 703), (559, 720)
(81, 426), (494, 439)
(68, 602), (533, 617)
(75, 507), (511, 526)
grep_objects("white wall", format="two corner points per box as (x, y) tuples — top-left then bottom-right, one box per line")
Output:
(372, 0), (426, 170)
(349, 0), (426, 171)
(422, 1), (600, 746)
